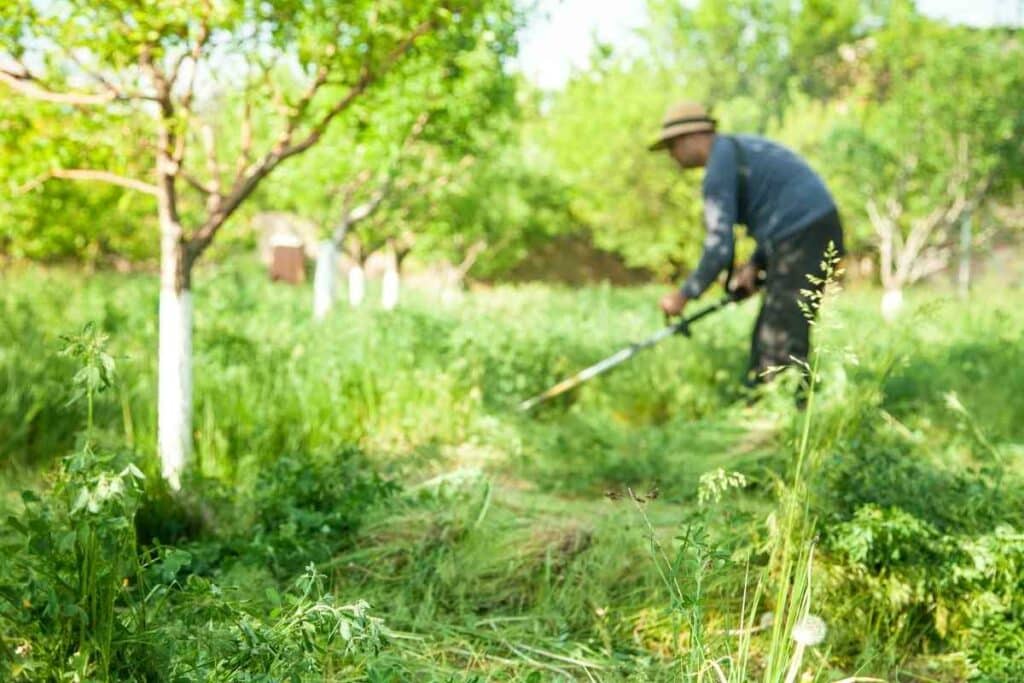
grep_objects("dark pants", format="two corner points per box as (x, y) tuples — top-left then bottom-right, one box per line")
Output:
(746, 210), (845, 386)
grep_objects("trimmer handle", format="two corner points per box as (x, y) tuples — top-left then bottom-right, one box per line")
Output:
(726, 270), (767, 302)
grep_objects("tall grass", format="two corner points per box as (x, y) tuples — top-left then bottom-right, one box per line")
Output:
(1, 260), (1022, 680)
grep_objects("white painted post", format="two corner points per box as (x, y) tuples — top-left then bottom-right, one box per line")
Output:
(349, 264), (366, 307)
(158, 288), (192, 490)
(313, 240), (337, 320)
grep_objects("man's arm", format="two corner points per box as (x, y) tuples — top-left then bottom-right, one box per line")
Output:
(680, 151), (738, 298)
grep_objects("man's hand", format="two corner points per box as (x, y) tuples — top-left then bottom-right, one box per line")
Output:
(659, 290), (689, 318)
(730, 260), (763, 300)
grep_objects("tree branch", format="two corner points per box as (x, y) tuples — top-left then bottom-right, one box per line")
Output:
(279, 19), (435, 160)
(284, 63), (330, 139)
(455, 240), (487, 281)
(328, 170), (374, 244)
(168, 13), (211, 90)
(866, 199), (895, 288)
(400, 111), (431, 151)
(1, 68), (121, 106)
(200, 121), (222, 194)
(64, 49), (152, 102)
(18, 168), (159, 196)
(335, 109), (430, 244)
(391, 231), (416, 267)
(181, 171), (216, 196)
(897, 205), (947, 282)
(236, 95), (254, 179)
(189, 19), (436, 264)
(348, 179), (392, 225)
(907, 246), (950, 284)
(170, 19), (211, 166)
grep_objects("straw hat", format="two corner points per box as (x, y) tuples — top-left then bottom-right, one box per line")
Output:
(648, 101), (716, 151)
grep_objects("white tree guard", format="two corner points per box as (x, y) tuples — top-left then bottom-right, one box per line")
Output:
(312, 240), (337, 320)
(158, 288), (192, 490)
(348, 264), (366, 307)
(381, 264), (400, 310)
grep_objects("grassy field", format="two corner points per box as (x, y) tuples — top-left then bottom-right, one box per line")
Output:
(1, 263), (1022, 681)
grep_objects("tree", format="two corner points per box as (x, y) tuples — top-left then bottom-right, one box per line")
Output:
(532, 0), (1022, 298)
(531, 0), (872, 282)
(415, 139), (574, 287)
(822, 17), (1024, 316)
(261, 26), (522, 315)
(534, 56), (706, 280)
(290, 118), (424, 317)
(644, 0), (870, 130)
(1, 0), (515, 488)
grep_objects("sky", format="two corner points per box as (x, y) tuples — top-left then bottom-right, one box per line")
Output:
(516, 0), (1023, 89)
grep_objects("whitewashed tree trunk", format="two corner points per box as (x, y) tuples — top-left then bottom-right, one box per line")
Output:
(870, 200), (910, 323)
(157, 213), (192, 490)
(881, 287), (904, 322)
(348, 264), (366, 307)
(313, 240), (337, 320)
(381, 260), (400, 310)
(159, 287), (192, 489)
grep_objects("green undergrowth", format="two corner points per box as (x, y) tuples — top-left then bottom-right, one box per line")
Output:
(1, 263), (1022, 680)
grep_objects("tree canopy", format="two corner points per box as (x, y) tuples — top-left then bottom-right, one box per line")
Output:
(2, 0), (1020, 287)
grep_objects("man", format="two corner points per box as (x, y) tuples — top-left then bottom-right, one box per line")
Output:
(651, 101), (844, 387)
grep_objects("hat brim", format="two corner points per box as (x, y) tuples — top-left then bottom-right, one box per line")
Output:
(647, 121), (716, 152)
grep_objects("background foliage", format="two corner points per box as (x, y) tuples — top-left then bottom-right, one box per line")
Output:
(3, 1), (1021, 281)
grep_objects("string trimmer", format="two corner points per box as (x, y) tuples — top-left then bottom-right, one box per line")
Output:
(518, 292), (743, 412)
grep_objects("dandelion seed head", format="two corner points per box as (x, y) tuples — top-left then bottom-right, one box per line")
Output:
(792, 614), (827, 646)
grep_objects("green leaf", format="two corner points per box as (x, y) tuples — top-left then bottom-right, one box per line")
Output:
(70, 488), (91, 515)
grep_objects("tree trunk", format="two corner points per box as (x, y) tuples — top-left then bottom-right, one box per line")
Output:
(441, 240), (484, 305)
(440, 283), (464, 306)
(958, 213), (972, 299)
(869, 204), (903, 322)
(881, 287), (904, 322)
(381, 257), (400, 311)
(349, 263), (366, 307)
(313, 239), (337, 320)
(158, 219), (192, 490)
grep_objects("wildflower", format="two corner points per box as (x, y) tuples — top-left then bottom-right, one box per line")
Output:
(697, 468), (747, 504)
(792, 614), (827, 646)
(784, 614), (828, 683)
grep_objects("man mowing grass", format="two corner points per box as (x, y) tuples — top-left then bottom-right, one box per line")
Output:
(652, 101), (845, 390)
